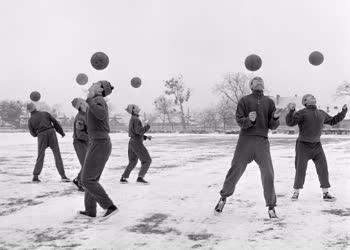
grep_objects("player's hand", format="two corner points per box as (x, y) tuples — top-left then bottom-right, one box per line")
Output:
(87, 90), (94, 99)
(343, 104), (348, 110)
(288, 102), (296, 111)
(61, 133), (65, 138)
(249, 111), (256, 122)
(273, 108), (283, 118)
(76, 120), (85, 130)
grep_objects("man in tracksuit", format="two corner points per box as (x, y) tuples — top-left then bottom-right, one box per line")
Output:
(79, 80), (118, 220)
(120, 104), (152, 184)
(27, 103), (70, 182)
(214, 76), (282, 218)
(286, 94), (348, 201)
(71, 98), (89, 191)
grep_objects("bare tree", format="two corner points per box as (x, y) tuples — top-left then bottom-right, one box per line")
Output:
(216, 98), (235, 131)
(0, 100), (25, 128)
(51, 104), (63, 118)
(142, 112), (158, 125)
(154, 95), (176, 130)
(198, 108), (220, 131)
(214, 72), (251, 107)
(164, 75), (191, 130)
(335, 81), (350, 98)
(35, 102), (51, 112)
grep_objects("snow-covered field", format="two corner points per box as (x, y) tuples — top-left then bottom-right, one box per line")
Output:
(0, 133), (349, 250)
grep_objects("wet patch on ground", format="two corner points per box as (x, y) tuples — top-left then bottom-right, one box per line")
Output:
(0, 157), (10, 163)
(127, 213), (180, 235)
(276, 194), (286, 198)
(30, 227), (83, 249)
(0, 198), (43, 216)
(322, 208), (350, 217)
(256, 227), (274, 234)
(325, 235), (350, 250)
(191, 243), (203, 249)
(23, 215), (94, 249)
(156, 164), (180, 170)
(188, 233), (214, 241)
(0, 240), (21, 249)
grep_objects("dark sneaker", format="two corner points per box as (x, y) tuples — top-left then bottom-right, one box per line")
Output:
(291, 191), (299, 201)
(78, 211), (96, 218)
(100, 205), (118, 222)
(32, 175), (41, 183)
(61, 176), (71, 182)
(136, 177), (149, 185)
(268, 208), (278, 219)
(214, 197), (226, 214)
(120, 177), (128, 184)
(73, 178), (84, 191)
(323, 192), (336, 202)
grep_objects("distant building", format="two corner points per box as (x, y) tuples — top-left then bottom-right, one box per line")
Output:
(270, 94), (349, 128)
(270, 94), (303, 109)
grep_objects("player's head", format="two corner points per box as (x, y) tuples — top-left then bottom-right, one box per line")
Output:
(249, 76), (264, 91)
(26, 103), (36, 113)
(71, 98), (88, 112)
(125, 104), (140, 115)
(88, 81), (114, 97)
(302, 94), (316, 106)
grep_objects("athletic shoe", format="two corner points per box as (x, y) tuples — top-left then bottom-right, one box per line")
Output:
(136, 177), (149, 185)
(100, 205), (118, 221)
(291, 191), (299, 201)
(214, 197), (226, 214)
(323, 192), (336, 202)
(73, 178), (84, 191)
(268, 208), (278, 219)
(120, 177), (128, 184)
(78, 211), (96, 218)
(61, 176), (71, 182)
(32, 175), (41, 182)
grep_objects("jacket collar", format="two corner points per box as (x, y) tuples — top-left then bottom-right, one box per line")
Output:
(306, 105), (317, 110)
(252, 90), (264, 97)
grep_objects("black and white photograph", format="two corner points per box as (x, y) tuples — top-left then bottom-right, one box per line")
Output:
(0, 0), (349, 249)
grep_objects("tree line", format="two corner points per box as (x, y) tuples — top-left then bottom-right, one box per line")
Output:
(1, 74), (348, 131)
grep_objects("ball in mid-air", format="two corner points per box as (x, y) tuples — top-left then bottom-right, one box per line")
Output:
(309, 51), (324, 66)
(131, 77), (142, 88)
(244, 54), (262, 71)
(76, 73), (88, 85)
(90, 52), (109, 70)
(30, 91), (41, 102)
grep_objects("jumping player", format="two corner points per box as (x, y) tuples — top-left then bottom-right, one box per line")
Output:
(214, 76), (282, 218)
(120, 104), (152, 184)
(286, 94), (348, 201)
(79, 81), (118, 220)
(71, 98), (89, 191)
(27, 103), (70, 183)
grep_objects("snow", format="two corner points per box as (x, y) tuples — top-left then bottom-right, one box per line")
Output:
(0, 133), (349, 249)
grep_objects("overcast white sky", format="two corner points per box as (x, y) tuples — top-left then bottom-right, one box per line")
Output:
(1, 0), (350, 116)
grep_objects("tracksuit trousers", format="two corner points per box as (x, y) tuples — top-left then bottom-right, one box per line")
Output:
(220, 135), (277, 207)
(73, 139), (89, 184)
(293, 141), (330, 189)
(33, 129), (65, 177)
(122, 137), (152, 178)
(81, 138), (113, 215)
